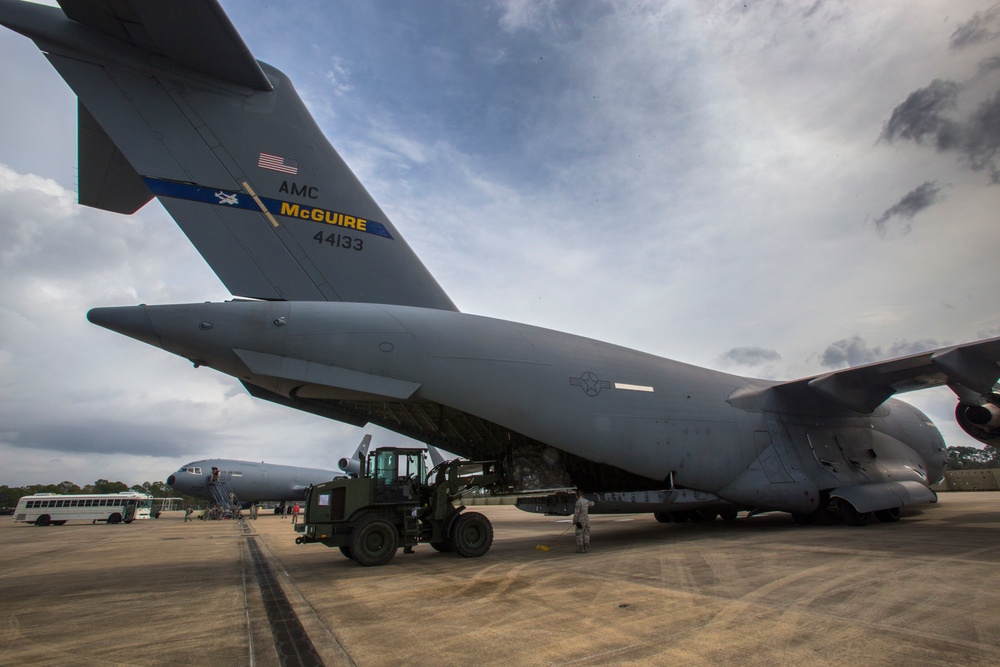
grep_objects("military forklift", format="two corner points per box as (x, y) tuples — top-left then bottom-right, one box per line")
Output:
(293, 447), (500, 566)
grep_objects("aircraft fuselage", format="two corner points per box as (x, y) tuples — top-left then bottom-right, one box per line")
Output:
(167, 457), (338, 504)
(97, 300), (946, 515)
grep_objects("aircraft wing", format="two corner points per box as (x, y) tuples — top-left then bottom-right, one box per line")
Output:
(772, 336), (1000, 414)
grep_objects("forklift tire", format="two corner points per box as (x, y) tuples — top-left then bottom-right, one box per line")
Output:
(452, 512), (493, 558)
(339, 545), (354, 560)
(350, 515), (398, 566)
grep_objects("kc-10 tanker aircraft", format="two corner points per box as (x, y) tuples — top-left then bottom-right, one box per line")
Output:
(167, 435), (371, 504)
(4, 0), (1000, 527)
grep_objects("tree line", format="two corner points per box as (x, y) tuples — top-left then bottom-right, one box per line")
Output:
(0, 479), (203, 510)
(945, 445), (1000, 470)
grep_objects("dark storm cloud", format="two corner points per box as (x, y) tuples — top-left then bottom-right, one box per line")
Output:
(881, 79), (961, 149)
(881, 80), (1000, 183)
(820, 336), (946, 369)
(2, 416), (218, 457)
(950, 4), (1000, 49)
(873, 181), (943, 235)
(719, 346), (781, 367)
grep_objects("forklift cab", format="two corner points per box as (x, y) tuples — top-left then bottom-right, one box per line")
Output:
(367, 448), (427, 504)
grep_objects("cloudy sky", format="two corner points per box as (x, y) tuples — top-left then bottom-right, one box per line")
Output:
(1, 1), (999, 487)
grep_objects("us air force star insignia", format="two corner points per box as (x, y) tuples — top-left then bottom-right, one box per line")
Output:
(215, 191), (239, 205)
(569, 371), (612, 397)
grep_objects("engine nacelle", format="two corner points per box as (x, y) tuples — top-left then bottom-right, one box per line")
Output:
(956, 394), (1000, 447)
(338, 456), (361, 477)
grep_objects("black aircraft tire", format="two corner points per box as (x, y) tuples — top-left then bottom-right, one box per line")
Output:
(107, 513), (122, 525)
(719, 510), (739, 521)
(452, 512), (493, 558)
(350, 515), (398, 567)
(339, 545), (354, 560)
(875, 507), (901, 522)
(668, 511), (692, 523)
(35, 515), (51, 527)
(840, 502), (873, 527)
(653, 511), (672, 523)
(430, 541), (454, 552)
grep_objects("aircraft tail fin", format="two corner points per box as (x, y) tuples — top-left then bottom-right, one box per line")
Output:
(1, 0), (456, 310)
(427, 445), (449, 469)
(337, 434), (373, 477)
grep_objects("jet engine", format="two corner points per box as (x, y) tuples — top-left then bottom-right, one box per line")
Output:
(338, 456), (361, 477)
(956, 394), (1000, 447)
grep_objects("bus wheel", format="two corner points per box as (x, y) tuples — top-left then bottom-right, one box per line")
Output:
(107, 513), (122, 524)
(35, 515), (51, 526)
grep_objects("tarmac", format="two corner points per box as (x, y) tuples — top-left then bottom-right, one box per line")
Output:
(1, 493), (999, 667)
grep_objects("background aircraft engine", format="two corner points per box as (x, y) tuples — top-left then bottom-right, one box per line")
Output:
(338, 456), (361, 477)
(956, 395), (1000, 447)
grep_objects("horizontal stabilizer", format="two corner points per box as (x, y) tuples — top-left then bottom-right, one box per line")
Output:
(58, 0), (272, 90)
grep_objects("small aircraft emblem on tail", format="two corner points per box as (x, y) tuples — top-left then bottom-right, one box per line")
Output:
(214, 191), (240, 206)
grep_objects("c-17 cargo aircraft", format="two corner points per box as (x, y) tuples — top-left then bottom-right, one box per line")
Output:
(4, 0), (999, 528)
(167, 435), (372, 505)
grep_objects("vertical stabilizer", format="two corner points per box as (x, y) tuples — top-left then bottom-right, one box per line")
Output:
(1, 0), (456, 310)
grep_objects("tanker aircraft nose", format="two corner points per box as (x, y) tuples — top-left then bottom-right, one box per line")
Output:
(87, 306), (161, 347)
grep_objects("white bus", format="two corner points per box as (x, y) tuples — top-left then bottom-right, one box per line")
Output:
(13, 491), (154, 526)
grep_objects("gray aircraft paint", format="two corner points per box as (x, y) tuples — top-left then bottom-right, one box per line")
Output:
(169, 434), (372, 503)
(168, 458), (339, 504)
(4, 0), (1000, 522)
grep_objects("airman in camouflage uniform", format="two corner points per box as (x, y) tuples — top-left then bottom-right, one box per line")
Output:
(573, 490), (594, 553)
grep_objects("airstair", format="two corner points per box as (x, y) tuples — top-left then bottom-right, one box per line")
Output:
(208, 474), (241, 516)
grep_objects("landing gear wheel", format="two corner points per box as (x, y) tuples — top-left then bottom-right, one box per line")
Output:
(719, 510), (739, 521)
(350, 515), (398, 566)
(875, 507), (901, 522)
(692, 510), (718, 523)
(107, 513), (122, 525)
(452, 512), (493, 558)
(339, 546), (354, 560)
(840, 502), (873, 526)
(653, 511), (671, 523)
(668, 511), (692, 523)
(35, 515), (51, 526)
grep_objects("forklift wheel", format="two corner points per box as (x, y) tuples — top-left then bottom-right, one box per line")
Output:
(350, 514), (399, 566)
(452, 512), (493, 558)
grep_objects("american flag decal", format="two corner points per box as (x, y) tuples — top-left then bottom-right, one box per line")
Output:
(258, 152), (299, 175)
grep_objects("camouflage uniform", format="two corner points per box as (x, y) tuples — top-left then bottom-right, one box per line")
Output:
(573, 495), (595, 551)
